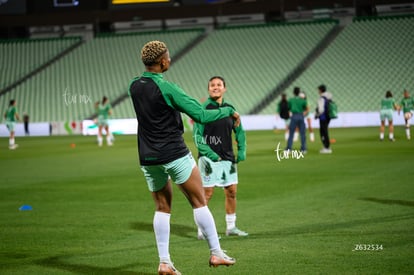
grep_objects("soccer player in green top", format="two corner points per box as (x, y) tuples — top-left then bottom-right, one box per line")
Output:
(379, 91), (398, 141)
(285, 87), (308, 153)
(193, 76), (248, 240)
(129, 41), (237, 274)
(95, 96), (113, 146)
(399, 89), (414, 140)
(4, 99), (20, 150)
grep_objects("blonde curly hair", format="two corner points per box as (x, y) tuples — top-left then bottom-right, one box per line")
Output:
(141, 40), (168, 66)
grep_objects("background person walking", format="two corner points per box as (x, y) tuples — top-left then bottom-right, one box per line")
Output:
(277, 93), (290, 141)
(379, 91), (398, 141)
(95, 96), (113, 146)
(285, 87), (308, 153)
(399, 89), (414, 140)
(4, 99), (20, 150)
(316, 85), (333, 154)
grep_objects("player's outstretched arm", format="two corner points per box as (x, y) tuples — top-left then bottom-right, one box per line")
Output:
(161, 82), (235, 124)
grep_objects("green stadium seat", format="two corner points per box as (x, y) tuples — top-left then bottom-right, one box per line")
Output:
(262, 16), (414, 114)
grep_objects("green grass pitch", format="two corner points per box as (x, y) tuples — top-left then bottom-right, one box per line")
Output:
(0, 127), (413, 274)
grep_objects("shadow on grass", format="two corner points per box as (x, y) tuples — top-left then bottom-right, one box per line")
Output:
(0, 252), (30, 260)
(35, 255), (152, 275)
(359, 197), (414, 207)
(245, 213), (414, 239)
(130, 221), (196, 239)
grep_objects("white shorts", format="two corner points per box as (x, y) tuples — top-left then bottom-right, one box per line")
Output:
(141, 153), (196, 192)
(6, 121), (16, 132)
(198, 156), (238, 188)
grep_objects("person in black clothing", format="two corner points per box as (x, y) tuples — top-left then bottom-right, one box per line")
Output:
(277, 93), (290, 140)
(129, 40), (238, 274)
(23, 113), (29, 136)
(315, 84), (333, 154)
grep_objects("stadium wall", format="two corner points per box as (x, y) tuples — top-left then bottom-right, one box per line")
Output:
(80, 112), (407, 136)
(0, 112), (408, 137)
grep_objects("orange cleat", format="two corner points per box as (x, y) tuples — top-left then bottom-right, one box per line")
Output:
(158, 262), (181, 275)
(209, 251), (236, 267)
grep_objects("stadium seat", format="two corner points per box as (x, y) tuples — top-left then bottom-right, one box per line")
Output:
(262, 16), (414, 114)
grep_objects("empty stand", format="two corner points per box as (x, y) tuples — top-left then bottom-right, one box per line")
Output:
(164, 21), (337, 115)
(0, 37), (81, 91)
(2, 16), (413, 124)
(1, 29), (205, 122)
(262, 15), (414, 114)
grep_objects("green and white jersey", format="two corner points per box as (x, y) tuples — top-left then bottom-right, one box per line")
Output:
(380, 97), (395, 110)
(288, 96), (307, 114)
(193, 97), (246, 163)
(129, 72), (235, 166)
(97, 103), (112, 119)
(5, 106), (18, 122)
(400, 97), (414, 113)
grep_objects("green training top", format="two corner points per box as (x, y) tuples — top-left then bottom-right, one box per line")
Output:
(400, 97), (414, 113)
(5, 106), (18, 122)
(129, 71), (235, 165)
(97, 103), (112, 119)
(380, 98), (395, 110)
(193, 97), (246, 162)
(288, 96), (307, 114)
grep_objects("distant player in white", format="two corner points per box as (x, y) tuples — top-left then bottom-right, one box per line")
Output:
(399, 89), (414, 140)
(4, 99), (20, 150)
(95, 96), (113, 146)
(379, 91), (398, 141)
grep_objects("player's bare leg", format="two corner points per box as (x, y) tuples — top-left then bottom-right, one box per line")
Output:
(178, 167), (235, 267)
(224, 184), (248, 237)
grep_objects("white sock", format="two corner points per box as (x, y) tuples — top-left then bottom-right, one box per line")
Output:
(389, 133), (394, 139)
(226, 213), (236, 230)
(284, 132), (289, 141)
(406, 128), (411, 138)
(106, 135), (112, 144)
(97, 136), (103, 146)
(310, 132), (315, 142)
(153, 211), (171, 263)
(380, 133), (384, 139)
(193, 206), (221, 253)
(9, 138), (15, 146)
(294, 132), (299, 141)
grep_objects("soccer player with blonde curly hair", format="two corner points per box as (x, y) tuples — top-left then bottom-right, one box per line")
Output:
(129, 40), (238, 274)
